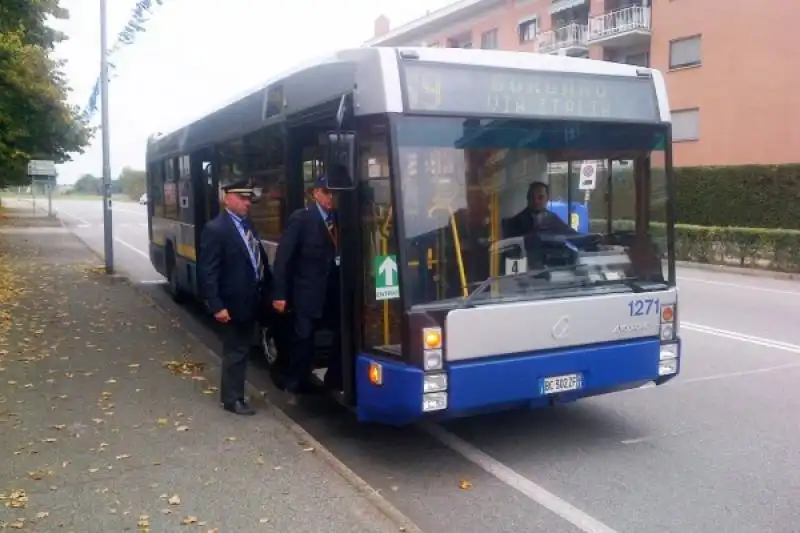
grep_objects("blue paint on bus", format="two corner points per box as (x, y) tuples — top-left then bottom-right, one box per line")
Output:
(355, 338), (680, 426)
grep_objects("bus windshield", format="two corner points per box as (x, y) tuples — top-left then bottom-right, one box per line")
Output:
(394, 115), (672, 309)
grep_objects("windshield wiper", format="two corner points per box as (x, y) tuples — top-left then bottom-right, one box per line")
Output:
(460, 265), (580, 308)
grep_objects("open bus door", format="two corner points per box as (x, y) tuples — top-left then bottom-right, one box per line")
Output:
(262, 94), (360, 406)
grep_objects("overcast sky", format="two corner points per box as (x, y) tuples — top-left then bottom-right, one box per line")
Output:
(52, 0), (448, 184)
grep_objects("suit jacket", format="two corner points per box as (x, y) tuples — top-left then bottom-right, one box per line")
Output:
(197, 210), (273, 324)
(503, 207), (575, 239)
(272, 205), (337, 319)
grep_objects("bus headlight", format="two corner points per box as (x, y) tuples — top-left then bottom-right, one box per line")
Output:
(423, 349), (443, 371)
(423, 372), (447, 393)
(422, 392), (447, 412)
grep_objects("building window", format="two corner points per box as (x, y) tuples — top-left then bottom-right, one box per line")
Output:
(669, 35), (701, 69)
(625, 52), (649, 67)
(518, 17), (539, 43)
(481, 29), (498, 49)
(672, 108), (699, 141)
(447, 32), (472, 48)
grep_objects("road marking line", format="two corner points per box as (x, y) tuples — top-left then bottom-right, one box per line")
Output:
(679, 362), (800, 385)
(682, 322), (800, 353)
(114, 237), (149, 259)
(678, 276), (800, 296)
(421, 423), (621, 533)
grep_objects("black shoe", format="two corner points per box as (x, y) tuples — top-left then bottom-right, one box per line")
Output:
(223, 400), (255, 415)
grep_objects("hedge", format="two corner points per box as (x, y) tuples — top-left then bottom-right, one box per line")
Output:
(673, 164), (800, 229)
(589, 220), (800, 273)
(555, 164), (800, 230)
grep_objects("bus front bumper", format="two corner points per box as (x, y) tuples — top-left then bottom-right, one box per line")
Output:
(355, 337), (680, 426)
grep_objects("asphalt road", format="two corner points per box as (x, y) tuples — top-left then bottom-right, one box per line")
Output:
(34, 198), (800, 533)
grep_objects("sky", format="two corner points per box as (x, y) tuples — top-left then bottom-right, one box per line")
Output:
(51, 0), (452, 184)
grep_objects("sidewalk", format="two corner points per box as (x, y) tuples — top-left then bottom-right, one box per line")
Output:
(0, 207), (403, 532)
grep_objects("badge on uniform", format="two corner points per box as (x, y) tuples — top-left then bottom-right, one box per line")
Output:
(334, 255), (341, 266)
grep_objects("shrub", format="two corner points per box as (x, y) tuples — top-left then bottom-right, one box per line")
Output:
(589, 219), (800, 273)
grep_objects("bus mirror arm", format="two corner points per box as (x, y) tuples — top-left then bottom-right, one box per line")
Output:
(325, 130), (357, 191)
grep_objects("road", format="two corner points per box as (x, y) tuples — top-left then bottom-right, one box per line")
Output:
(38, 198), (800, 533)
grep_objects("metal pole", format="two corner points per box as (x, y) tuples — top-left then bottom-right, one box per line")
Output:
(47, 182), (53, 217)
(100, 0), (114, 274)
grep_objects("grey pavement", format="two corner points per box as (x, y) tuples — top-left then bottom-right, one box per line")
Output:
(9, 196), (800, 533)
(0, 207), (403, 533)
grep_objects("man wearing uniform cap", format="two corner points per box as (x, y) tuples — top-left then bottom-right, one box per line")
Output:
(198, 177), (273, 415)
(504, 181), (575, 238)
(272, 174), (342, 404)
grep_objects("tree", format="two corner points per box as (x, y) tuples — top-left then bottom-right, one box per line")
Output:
(0, 0), (92, 189)
(117, 166), (146, 200)
(73, 174), (101, 195)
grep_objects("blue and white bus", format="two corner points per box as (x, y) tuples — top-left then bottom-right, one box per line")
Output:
(145, 46), (680, 426)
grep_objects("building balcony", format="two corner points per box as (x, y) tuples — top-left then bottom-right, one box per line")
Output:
(549, 0), (587, 16)
(588, 5), (651, 48)
(536, 23), (588, 56)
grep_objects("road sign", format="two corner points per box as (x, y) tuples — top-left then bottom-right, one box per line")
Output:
(27, 159), (56, 177)
(578, 162), (597, 190)
(374, 254), (399, 300)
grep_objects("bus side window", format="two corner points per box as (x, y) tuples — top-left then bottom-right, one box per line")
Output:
(247, 126), (286, 264)
(149, 162), (165, 218)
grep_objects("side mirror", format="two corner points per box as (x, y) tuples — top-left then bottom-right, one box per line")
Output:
(325, 131), (356, 191)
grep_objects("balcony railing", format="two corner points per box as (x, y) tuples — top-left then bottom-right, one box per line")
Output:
(536, 23), (588, 54)
(588, 5), (651, 42)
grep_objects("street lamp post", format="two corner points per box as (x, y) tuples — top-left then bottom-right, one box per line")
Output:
(100, 0), (114, 274)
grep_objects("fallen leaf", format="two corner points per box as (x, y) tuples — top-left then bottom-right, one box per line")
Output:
(35, 511), (49, 519)
(181, 515), (198, 525)
(138, 515), (150, 528)
(224, 436), (236, 443)
(116, 454), (131, 460)
(259, 518), (269, 523)
(176, 425), (189, 432)
(458, 479), (473, 490)
(128, 363), (140, 368)
(7, 488), (28, 508)
(41, 437), (57, 443)
(156, 418), (168, 426)
(106, 378), (117, 383)
(168, 494), (181, 506)
(255, 455), (265, 465)
(303, 447), (315, 452)
(52, 424), (66, 430)
(8, 518), (25, 529)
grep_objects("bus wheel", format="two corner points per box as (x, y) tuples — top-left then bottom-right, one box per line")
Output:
(165, 248), (186, 304)
(260, 327), (279, 367)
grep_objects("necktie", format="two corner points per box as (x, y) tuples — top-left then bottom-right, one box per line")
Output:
(242, 220), (264, 280)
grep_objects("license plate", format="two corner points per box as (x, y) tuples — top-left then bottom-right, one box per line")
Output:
(541, 373), (582, 395)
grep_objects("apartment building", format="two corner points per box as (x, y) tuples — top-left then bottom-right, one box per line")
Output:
(366, 0), (800, 167)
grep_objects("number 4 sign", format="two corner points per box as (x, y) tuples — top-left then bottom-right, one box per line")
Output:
(505, 257), (527, 275)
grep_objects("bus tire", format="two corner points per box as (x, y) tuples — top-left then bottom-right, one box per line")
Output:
(260, 326), (279, 367)
(165, 245), (186, 304)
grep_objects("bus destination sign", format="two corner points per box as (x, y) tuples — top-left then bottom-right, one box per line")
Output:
(402, 62), (660, 122)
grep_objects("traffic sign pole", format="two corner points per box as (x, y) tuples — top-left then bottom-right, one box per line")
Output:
(100, 0), (114, 274)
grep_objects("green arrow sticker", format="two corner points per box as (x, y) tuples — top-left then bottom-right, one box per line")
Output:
(374, 254), (399, 300)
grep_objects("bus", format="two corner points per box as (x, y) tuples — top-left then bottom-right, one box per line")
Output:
(145, 46), (680, 426)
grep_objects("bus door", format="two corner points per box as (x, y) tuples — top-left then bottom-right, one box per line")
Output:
(285, 101), (360, 402)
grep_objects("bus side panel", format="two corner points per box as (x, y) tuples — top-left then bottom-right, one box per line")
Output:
(355, 355), (423, 426)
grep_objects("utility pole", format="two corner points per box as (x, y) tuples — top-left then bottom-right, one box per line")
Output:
(100, 0), (114, 274)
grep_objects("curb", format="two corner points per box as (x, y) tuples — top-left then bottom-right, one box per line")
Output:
(48, 211), (425, 533)
(676, 261), (799, 281)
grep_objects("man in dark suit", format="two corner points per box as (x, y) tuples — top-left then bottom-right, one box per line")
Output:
(272, 174), (342, 404)
(198, 177), (273, 415)
(504, 181), (576, 238)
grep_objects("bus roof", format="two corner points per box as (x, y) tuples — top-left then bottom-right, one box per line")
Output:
(146, 46), (669, 162)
